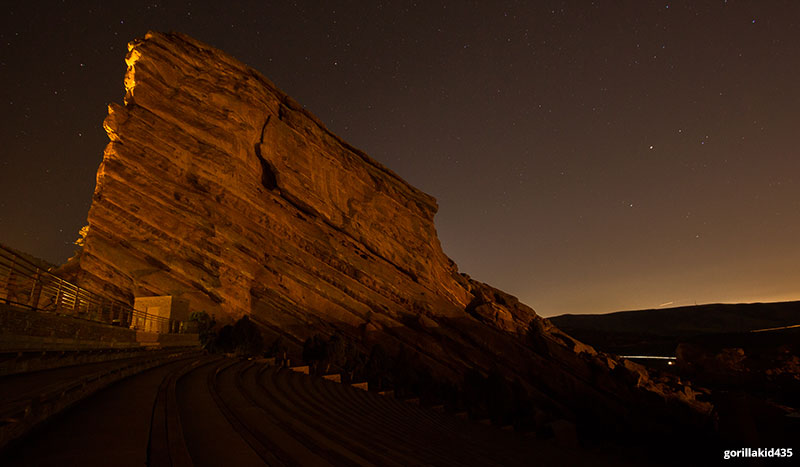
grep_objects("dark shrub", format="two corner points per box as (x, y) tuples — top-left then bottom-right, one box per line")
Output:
(303, 334), (328, 373)
(232, 315), (264, 356)
(364, 344), (390, 390)
(214, 324), (235, 353)
(188, 311), (216, 349)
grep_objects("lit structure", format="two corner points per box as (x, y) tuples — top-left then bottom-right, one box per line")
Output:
(131, 296), (190, 333)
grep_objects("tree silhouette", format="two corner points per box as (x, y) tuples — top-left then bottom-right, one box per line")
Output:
(188, 311), (216, 348)
(364, 344), (390, 390)
(232, 315), (264, 356)
(303, 334), (327, 373)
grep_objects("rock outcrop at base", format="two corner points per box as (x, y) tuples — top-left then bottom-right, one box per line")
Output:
(63, 31), (712, 435)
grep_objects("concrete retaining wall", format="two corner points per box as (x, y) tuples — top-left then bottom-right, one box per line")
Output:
(0, 303), (138, 351)
(0, 304), (199, 376)
(136, 331), (199, 348)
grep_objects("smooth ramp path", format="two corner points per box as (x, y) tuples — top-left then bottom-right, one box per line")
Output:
(0, 349), (201, 452)
(175, 358), (269, 467)
(1, 355), (202, 466)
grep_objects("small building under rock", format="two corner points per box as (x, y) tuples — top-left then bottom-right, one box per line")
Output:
(131, 296), (190, 333)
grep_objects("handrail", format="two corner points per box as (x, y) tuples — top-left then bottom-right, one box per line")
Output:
(0, 244), (189, 334)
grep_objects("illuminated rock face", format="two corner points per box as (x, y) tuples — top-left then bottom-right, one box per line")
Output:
(66, 31), (711, 430)
(73, 31), (479, 330)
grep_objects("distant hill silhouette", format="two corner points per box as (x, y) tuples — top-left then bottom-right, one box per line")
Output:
(549, 301), (800, 356)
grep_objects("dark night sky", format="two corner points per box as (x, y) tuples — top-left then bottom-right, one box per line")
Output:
(2, 1), (799, 317)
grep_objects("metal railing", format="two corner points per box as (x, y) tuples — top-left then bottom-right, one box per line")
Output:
(0, 244), (189, 333)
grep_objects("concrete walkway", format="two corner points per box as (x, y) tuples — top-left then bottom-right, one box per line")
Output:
(2, 357), (197, 466)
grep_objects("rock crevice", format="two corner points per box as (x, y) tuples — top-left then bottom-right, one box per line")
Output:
(255, 115), (279, 192)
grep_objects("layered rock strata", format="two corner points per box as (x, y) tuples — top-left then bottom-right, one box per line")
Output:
(64, 31), (712, 433)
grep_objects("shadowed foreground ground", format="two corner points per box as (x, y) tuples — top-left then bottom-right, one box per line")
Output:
(1, 355), (642, 466)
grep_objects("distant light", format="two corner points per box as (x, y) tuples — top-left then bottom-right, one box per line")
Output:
(620, 355), (677, 360)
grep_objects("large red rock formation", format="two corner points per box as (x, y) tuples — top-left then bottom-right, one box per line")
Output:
(63, 31), (712, 434)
